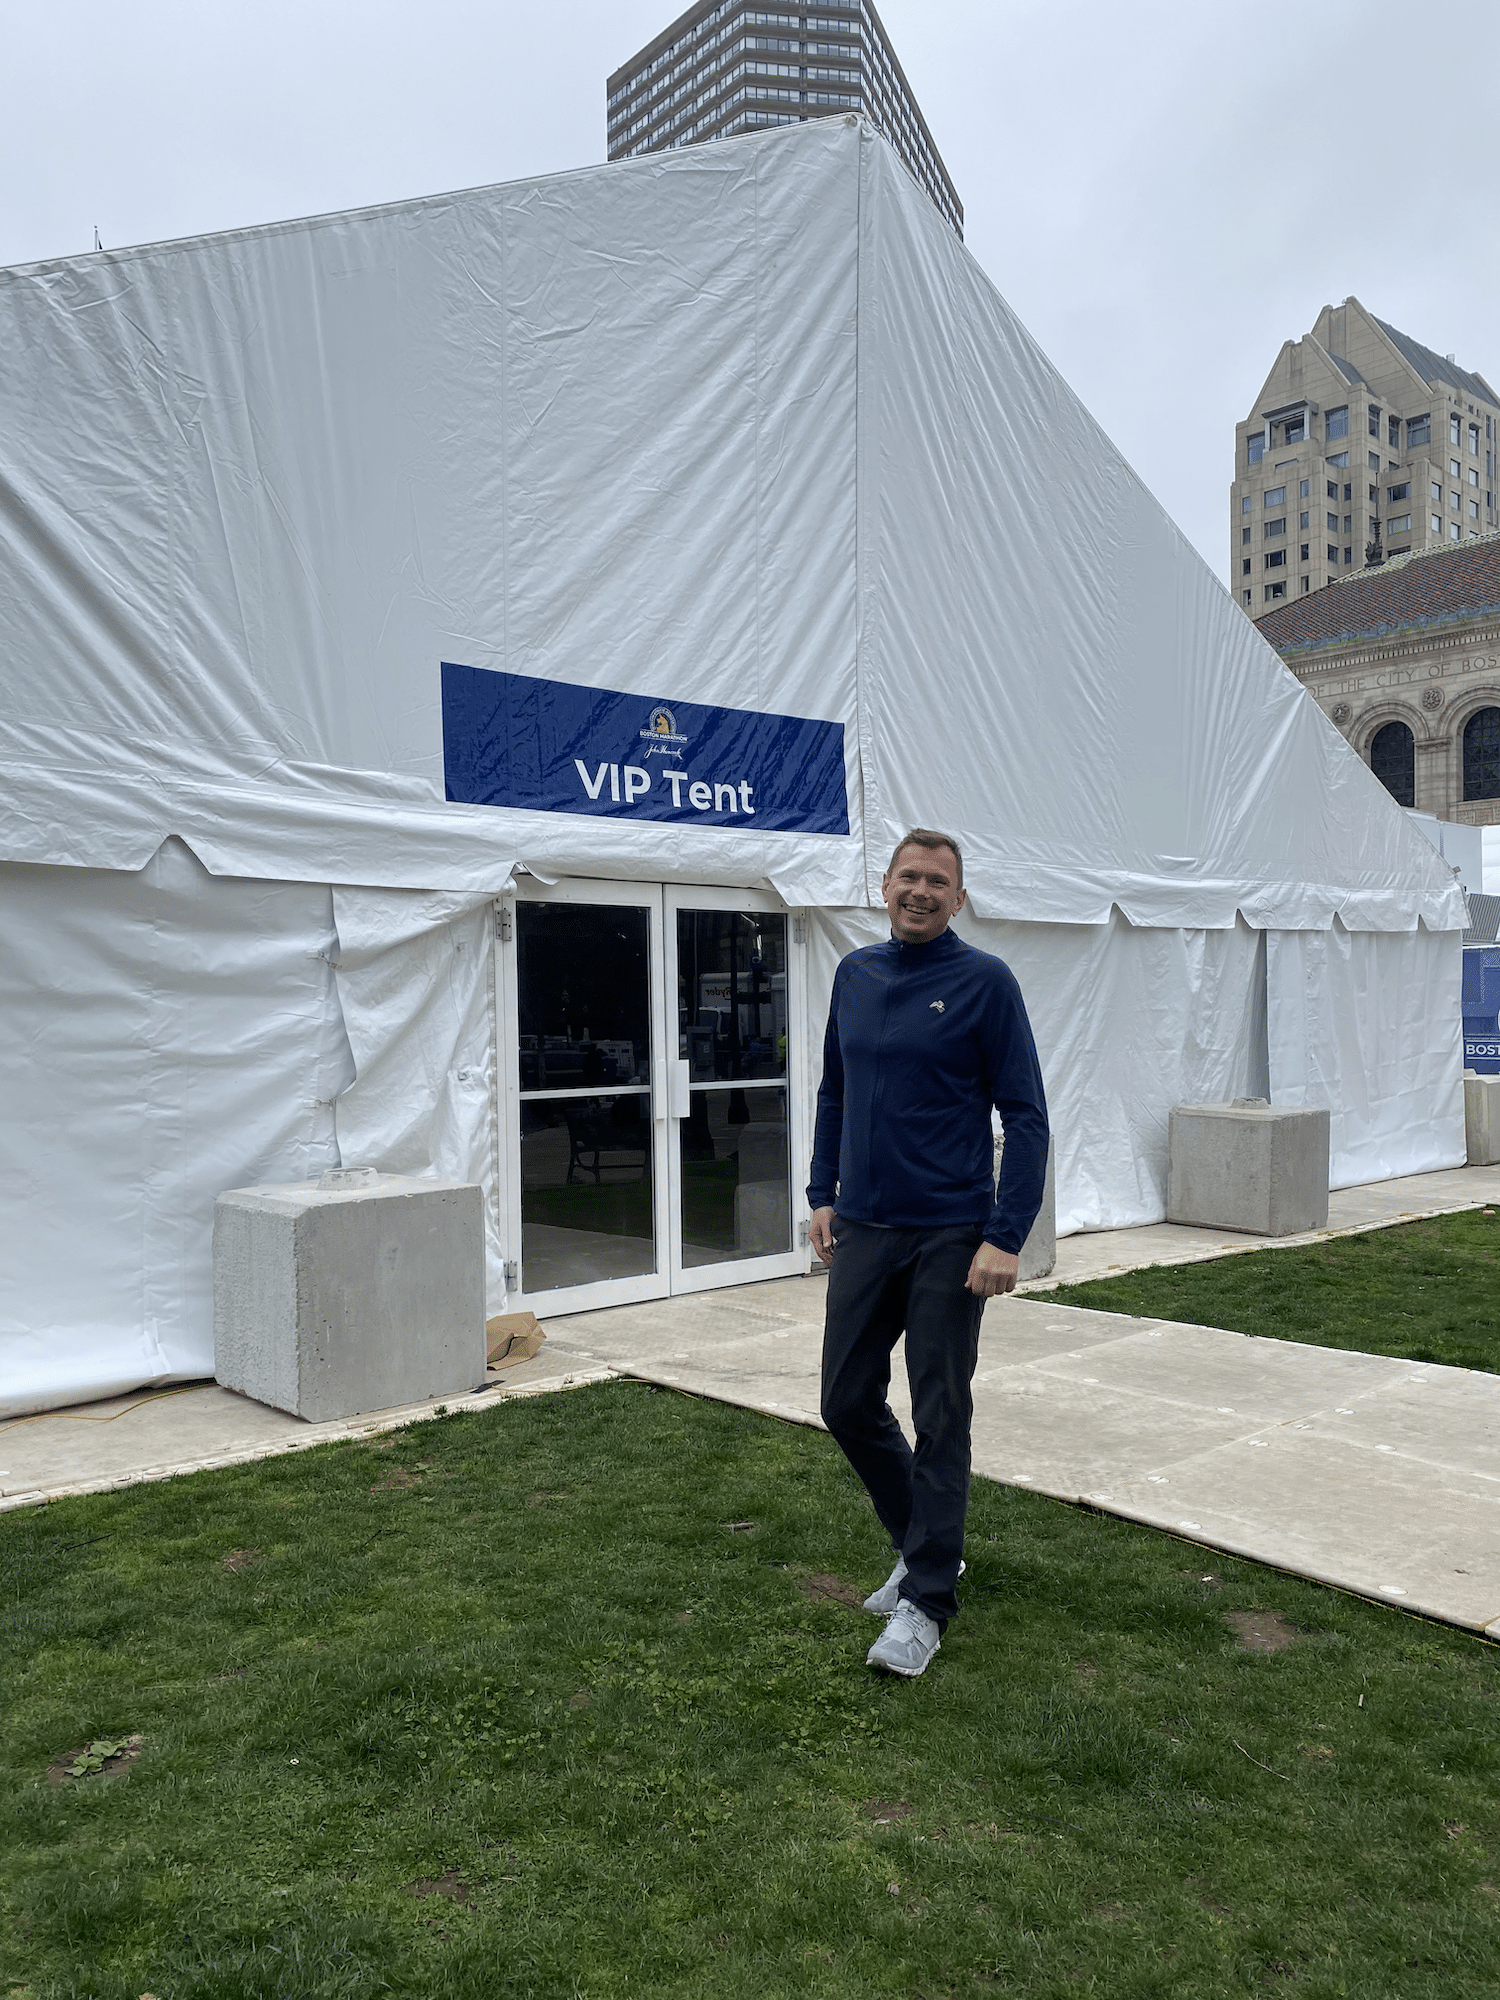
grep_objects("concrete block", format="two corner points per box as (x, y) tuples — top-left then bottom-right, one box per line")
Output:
(995, 1130), (1057, 1281)
(1464, 1073), (1500, 1166)
(1167, 1099), (1329, 1237)
(213, 1169), (486, 1421)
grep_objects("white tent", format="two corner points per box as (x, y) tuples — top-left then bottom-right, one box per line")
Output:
(0, 119), (1465, 1418)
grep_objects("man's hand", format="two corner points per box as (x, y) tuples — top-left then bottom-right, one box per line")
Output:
(965, 1242), (1019, 1299)
(809, 1205), (837, 1267)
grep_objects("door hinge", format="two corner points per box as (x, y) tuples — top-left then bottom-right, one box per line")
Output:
(503, 1259), (519, 1286)
(798, 1219), (810, 1246)
(792, 914), (809, 945)
(496, 905), (513, 943)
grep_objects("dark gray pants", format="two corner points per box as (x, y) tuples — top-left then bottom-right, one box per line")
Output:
(819, 1214), (985, 1628)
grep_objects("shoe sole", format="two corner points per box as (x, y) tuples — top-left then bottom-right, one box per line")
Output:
(866, 1642), (941, 1678)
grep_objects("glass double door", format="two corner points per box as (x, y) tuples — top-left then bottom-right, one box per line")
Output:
(499, 879), (805, 1314)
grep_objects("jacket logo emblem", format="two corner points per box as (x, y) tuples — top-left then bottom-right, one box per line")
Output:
(930, 1000), (945, 1013)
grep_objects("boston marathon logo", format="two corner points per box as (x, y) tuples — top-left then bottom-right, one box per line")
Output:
(639, 705), (688, 758)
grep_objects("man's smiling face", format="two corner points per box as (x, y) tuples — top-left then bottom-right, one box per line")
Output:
(881, 843), (966, 943)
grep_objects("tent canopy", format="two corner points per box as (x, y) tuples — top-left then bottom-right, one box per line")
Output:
(0, 118), (1463, 930)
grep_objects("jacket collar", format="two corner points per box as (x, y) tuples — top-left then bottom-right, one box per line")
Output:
(888, 926), (963, 962)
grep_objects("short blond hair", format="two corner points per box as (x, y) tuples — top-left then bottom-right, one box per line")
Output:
(887, 828), (964, 888)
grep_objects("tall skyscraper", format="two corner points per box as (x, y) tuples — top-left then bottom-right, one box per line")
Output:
(1233, 296), (1500, 617)
(606, 1), (962, 237)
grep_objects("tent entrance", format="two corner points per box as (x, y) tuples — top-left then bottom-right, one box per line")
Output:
(499, 878), (808, 1315)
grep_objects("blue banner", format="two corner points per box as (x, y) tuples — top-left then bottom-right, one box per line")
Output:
(441, 664), (849, 836)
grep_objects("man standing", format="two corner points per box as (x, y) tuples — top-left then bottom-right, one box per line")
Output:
(808, 829), (1049, 1678)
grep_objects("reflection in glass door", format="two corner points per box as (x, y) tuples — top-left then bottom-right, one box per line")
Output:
(667, 890), (804, 1291)
(514, 895), (660, 1299)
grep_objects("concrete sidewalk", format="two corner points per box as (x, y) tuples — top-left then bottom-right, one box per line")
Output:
(4, 1162), (1499, 1638)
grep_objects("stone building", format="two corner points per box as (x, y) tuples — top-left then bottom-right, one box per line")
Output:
(1256, 534), (1500, 825)
(1232, 296), (1500, 613)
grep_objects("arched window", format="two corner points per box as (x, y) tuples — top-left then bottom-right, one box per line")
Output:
(1369, 720), (1415, 807)
(1463, 707), (1500, 801)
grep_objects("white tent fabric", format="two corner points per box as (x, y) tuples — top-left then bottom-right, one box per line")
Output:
(0, 120), (1467, 1418)
(1267, 924), (1464, 1188)
(0, 119), (1466, 931)
(0, 840), (350, 1417)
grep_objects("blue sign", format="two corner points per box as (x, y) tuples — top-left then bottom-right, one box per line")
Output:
(441, 663), (849, 836)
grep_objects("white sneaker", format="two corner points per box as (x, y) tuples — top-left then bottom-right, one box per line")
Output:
(862, 1556), (965, 1617)
(866, 1600), (941, 1677)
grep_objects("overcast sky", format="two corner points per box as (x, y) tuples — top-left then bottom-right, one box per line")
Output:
(7, 0), (1499, 583)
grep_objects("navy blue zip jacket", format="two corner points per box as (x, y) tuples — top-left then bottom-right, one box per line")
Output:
(806, 927), (1049, 1253)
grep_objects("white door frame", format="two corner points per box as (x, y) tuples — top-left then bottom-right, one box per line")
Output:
(664, 882), (810, 1296)
(495, 876), (811, 1315)
(499, 875), (671, 1318)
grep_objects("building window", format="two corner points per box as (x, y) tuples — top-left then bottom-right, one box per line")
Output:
(1371, 721), (1415, 807)
(1242, 495), (1252, 515)
(1432, 481), (1443, 502)
(1284, 415), (1306, 444)
(1389, 415), (1401, 447)
(1242, 558), (1251, 575)
(1388, 482), (1410, 503)
(1243, 590), (1252, 605)
(1432, 515), (1443, 532)
(1265, 582), (1287, 601)
(1325, 406), (1349, 440)
(1264, 550), (1286, 569)
(1326, 543), (1340, 561)
(1452, 491), (1461, 510)
(1344, 547), (1353, 565)
(1470, 467), (1480, 487)
(1470, 422), (1481, 454)
(1452, 458), (1462, 477)
(1464, 708), (1500, 800)
(1327, 512), (1340, 531)
(1246, 432), (1265, 466)
(1451, 413), (1463, 446)
(1368, 452), (1381, 472)
(1301, 575), (1311, 593)
(1388, 514), (1412, 534)
(1265, 518), (1286, 538)
(1264, 486), (1286, 508)
(1299, 510), (1310, 529)
(1326, 481), (1338, 499)
(1369, 405), (1382, 437)
(1471, 500), (1481, 520)
(1328, 451), (1349, 469)
(1343, 515), (1352, 534)
(1300, 543), (1310, 561)
(1300, 478), (1310, 498)
(1242, 526), (1252, 545)
(1407, 415), (1431, 449)
(1343, 483), (1353, 502)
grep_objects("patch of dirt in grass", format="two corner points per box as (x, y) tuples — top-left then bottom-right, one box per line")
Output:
(1225, 1609), (1304, 1652)
(569, 1691), (591, 1708)
(861, 1798), (910, 1824)
(221, 1548), (257, 1571)
(372, 1469), (418, 1491)
(1075, 1659), (1098, 1679)
(401, 1869), (475, 1909)
(47, 1734), (143, 1784)
(800, 1572), (864, 1609)
(1298, 1741), (1335, 1762)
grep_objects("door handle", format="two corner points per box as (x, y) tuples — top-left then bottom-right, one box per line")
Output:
(669, 1059), (691, 1120)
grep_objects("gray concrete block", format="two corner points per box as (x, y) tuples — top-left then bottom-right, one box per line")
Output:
(1464, 1073), (1500, 1166)
(995, 1129), (1057, 1281)
(213, 1170), (486, 1421)
(1167, 1099), (1329, 1237)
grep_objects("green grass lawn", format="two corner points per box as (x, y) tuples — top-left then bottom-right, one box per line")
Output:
(1045, 1209), (1500, 1373)
(4, 1382), (1499, 1999)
